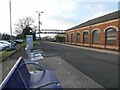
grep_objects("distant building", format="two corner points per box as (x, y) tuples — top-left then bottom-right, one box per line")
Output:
(65, 10), (120, 51)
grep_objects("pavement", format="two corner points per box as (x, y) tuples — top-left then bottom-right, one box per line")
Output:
(50, 42), (119, 56)
(39, 55), (103, 88)
(1, 41), (117, 88)
(1, 47), (28, 82)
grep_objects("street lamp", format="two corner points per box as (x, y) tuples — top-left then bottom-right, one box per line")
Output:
(9, 0), (13, 48)
(36, 11), (44, 45)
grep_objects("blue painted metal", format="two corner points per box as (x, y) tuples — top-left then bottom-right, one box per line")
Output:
(0, 57), (62, 89)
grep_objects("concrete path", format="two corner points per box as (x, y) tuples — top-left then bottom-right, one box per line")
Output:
(0, 44), (106, 88)
(39, 55), (103, 88)
(50, 42), (119, 56)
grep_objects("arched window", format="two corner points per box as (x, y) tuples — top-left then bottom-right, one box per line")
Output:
(105, 28), (116, 45)
(83, 32), (89, 44)
(67, 34), (70, 42)
(76, 33), (80, 43)
(92, 30), (100, 44)
(71, 33), (74, 43)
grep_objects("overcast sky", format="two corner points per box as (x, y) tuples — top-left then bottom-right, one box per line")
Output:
(0, 0), (119, 36)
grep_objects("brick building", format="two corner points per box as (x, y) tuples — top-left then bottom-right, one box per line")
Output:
(65, 10), (120, 51)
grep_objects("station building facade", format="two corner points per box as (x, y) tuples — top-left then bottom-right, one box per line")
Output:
(65, 10), (120, 51)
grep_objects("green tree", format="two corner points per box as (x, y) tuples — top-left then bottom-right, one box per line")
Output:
(2, 33), (10, 40)
(14, 17), (36, 40)
(22, 26), (36, 40)
(55, 35), (65, 43)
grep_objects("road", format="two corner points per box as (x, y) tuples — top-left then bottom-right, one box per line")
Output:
(40, 41), (118, 88)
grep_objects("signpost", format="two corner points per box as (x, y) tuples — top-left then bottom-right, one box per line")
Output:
(26, 35), (33, 49)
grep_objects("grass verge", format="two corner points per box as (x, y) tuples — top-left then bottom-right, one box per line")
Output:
(1, 49), (16, 62)
(1, 40), (39, 62)
(1, 43), (24, 62)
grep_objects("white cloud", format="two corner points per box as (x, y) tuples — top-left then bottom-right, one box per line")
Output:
(91, 9), (117, 20)
(79, 2), (118, 24)
(0, 0), (119, 36)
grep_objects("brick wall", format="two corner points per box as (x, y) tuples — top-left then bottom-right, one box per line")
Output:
(65, 19), (119, 51)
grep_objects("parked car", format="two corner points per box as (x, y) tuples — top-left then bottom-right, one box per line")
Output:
(8, 40), (17, 46)
(0, 44), (6, 51)
(0, 40), (11, 48)
(0, 42), (9, 51)
(14, 39), (24, 44)
(0, 42), (9, 48)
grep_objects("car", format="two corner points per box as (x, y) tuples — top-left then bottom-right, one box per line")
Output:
(0, 42), (9, 48)
(0, 40), (11, 48)
(14, 39), (24, 44)
(0, 43), (9, 51)
(8, 40), (17, 46)
(0, 44), (5, 51)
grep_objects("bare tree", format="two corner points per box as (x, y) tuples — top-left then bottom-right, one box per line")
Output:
(14, 17), (35, 35)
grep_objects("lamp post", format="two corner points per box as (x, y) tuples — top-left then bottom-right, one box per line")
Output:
(9, 0), (12, 48)
(36, 11), (44, 45)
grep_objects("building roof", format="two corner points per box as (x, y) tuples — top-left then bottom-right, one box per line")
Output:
(67, 10), (120, 31)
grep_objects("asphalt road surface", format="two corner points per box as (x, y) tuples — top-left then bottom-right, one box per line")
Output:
(40, 41), (118, 88)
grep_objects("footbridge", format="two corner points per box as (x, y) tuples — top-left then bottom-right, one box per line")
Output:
(36, 29), (65, 34)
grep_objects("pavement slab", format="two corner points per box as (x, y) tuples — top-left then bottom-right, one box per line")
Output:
(50, 42), (119, 56)
(39, 56), (104, 88)
(1, 42), (113, 88)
